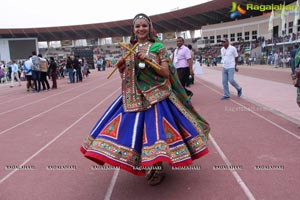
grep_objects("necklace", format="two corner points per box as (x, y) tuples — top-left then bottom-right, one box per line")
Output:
(138, 41), (149, 47)
(136, 42), (151, 69)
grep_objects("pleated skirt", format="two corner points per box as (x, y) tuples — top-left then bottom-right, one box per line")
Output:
(80, 93), (209, 176)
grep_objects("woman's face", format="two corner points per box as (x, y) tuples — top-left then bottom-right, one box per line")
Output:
(133, 18), (150, 41)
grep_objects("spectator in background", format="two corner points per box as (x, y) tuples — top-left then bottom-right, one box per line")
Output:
(187, 44), (195, 60)
(9, 60), (21, 87)
(96, 57), (103, 71)
(173, 37), (194, 98)
(38, 54), (50, 91)
(58, 62), (65, 79)
(220, 39), (242, 100)
(23, 56), (33, 92)
(187, 44), (194, 86)
(74, 56), (82, 82)
(198, 55), (202, 66)
(110, 57), (115, 67)
(0, 64), (5, 83)
(273, 51), (279, 68)
(82, 58), (89, 78)
(48, 57), (58, 89)
(7, 62), (12, 81)
(212, 57), (218, 66)
(66, 56), (74, 83)
(31, 51), (41, 92)
(80, 58), (85, 78)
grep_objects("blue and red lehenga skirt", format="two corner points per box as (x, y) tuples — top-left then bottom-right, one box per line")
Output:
(80, 93), (209, 176)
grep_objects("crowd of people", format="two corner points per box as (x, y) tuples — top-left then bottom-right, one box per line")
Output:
(0, 53), (92, 92)
(65, 55), (90, 84)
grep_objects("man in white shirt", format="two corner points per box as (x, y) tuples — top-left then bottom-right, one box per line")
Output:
(220, 39), (242, 100)
(10, 60), (21, 87)
(273, 51), (279, 68)
(31, 51), (41, 92)
(23, 57), (33, 91)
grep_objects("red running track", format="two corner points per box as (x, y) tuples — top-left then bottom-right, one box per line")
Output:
(0, 67), (299, 200)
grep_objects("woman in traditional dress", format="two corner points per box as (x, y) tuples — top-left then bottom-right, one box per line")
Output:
(80, 13), (210, 185)
(293, 54), (300, 127)
(292, 68), (300, 128)
(294, 69), (300, 108)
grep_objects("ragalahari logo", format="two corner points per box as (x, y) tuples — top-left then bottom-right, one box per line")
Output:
(230, 2), (246, 19)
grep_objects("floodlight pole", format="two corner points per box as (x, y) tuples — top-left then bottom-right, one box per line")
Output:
(283, 1), (288, 57)
(282, 1), (287, 60)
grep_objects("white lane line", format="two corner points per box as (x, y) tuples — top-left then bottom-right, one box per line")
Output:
(210, 135), (256, 200)
(0, 78), (100, 114)
(0, 71), (104, 106)
(229, 99), (300, 140)
(0, 88), (120, 184)
(104, 169), (120, 200)
(242, 97), (300, 126)
(0, 90), (80, 116)
(196, 79), (300, 140)
(0, 78), (118, 136)
(0, 94), (30, 106)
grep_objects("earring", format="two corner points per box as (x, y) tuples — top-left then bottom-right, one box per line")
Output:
(149, 32), (153, 40)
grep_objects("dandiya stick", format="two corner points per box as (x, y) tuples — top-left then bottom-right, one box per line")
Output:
(107, 42), (139, 79)
(118, 42), (161, 71)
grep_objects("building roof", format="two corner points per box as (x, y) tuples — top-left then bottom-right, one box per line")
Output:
(0, 0), (296, 41)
